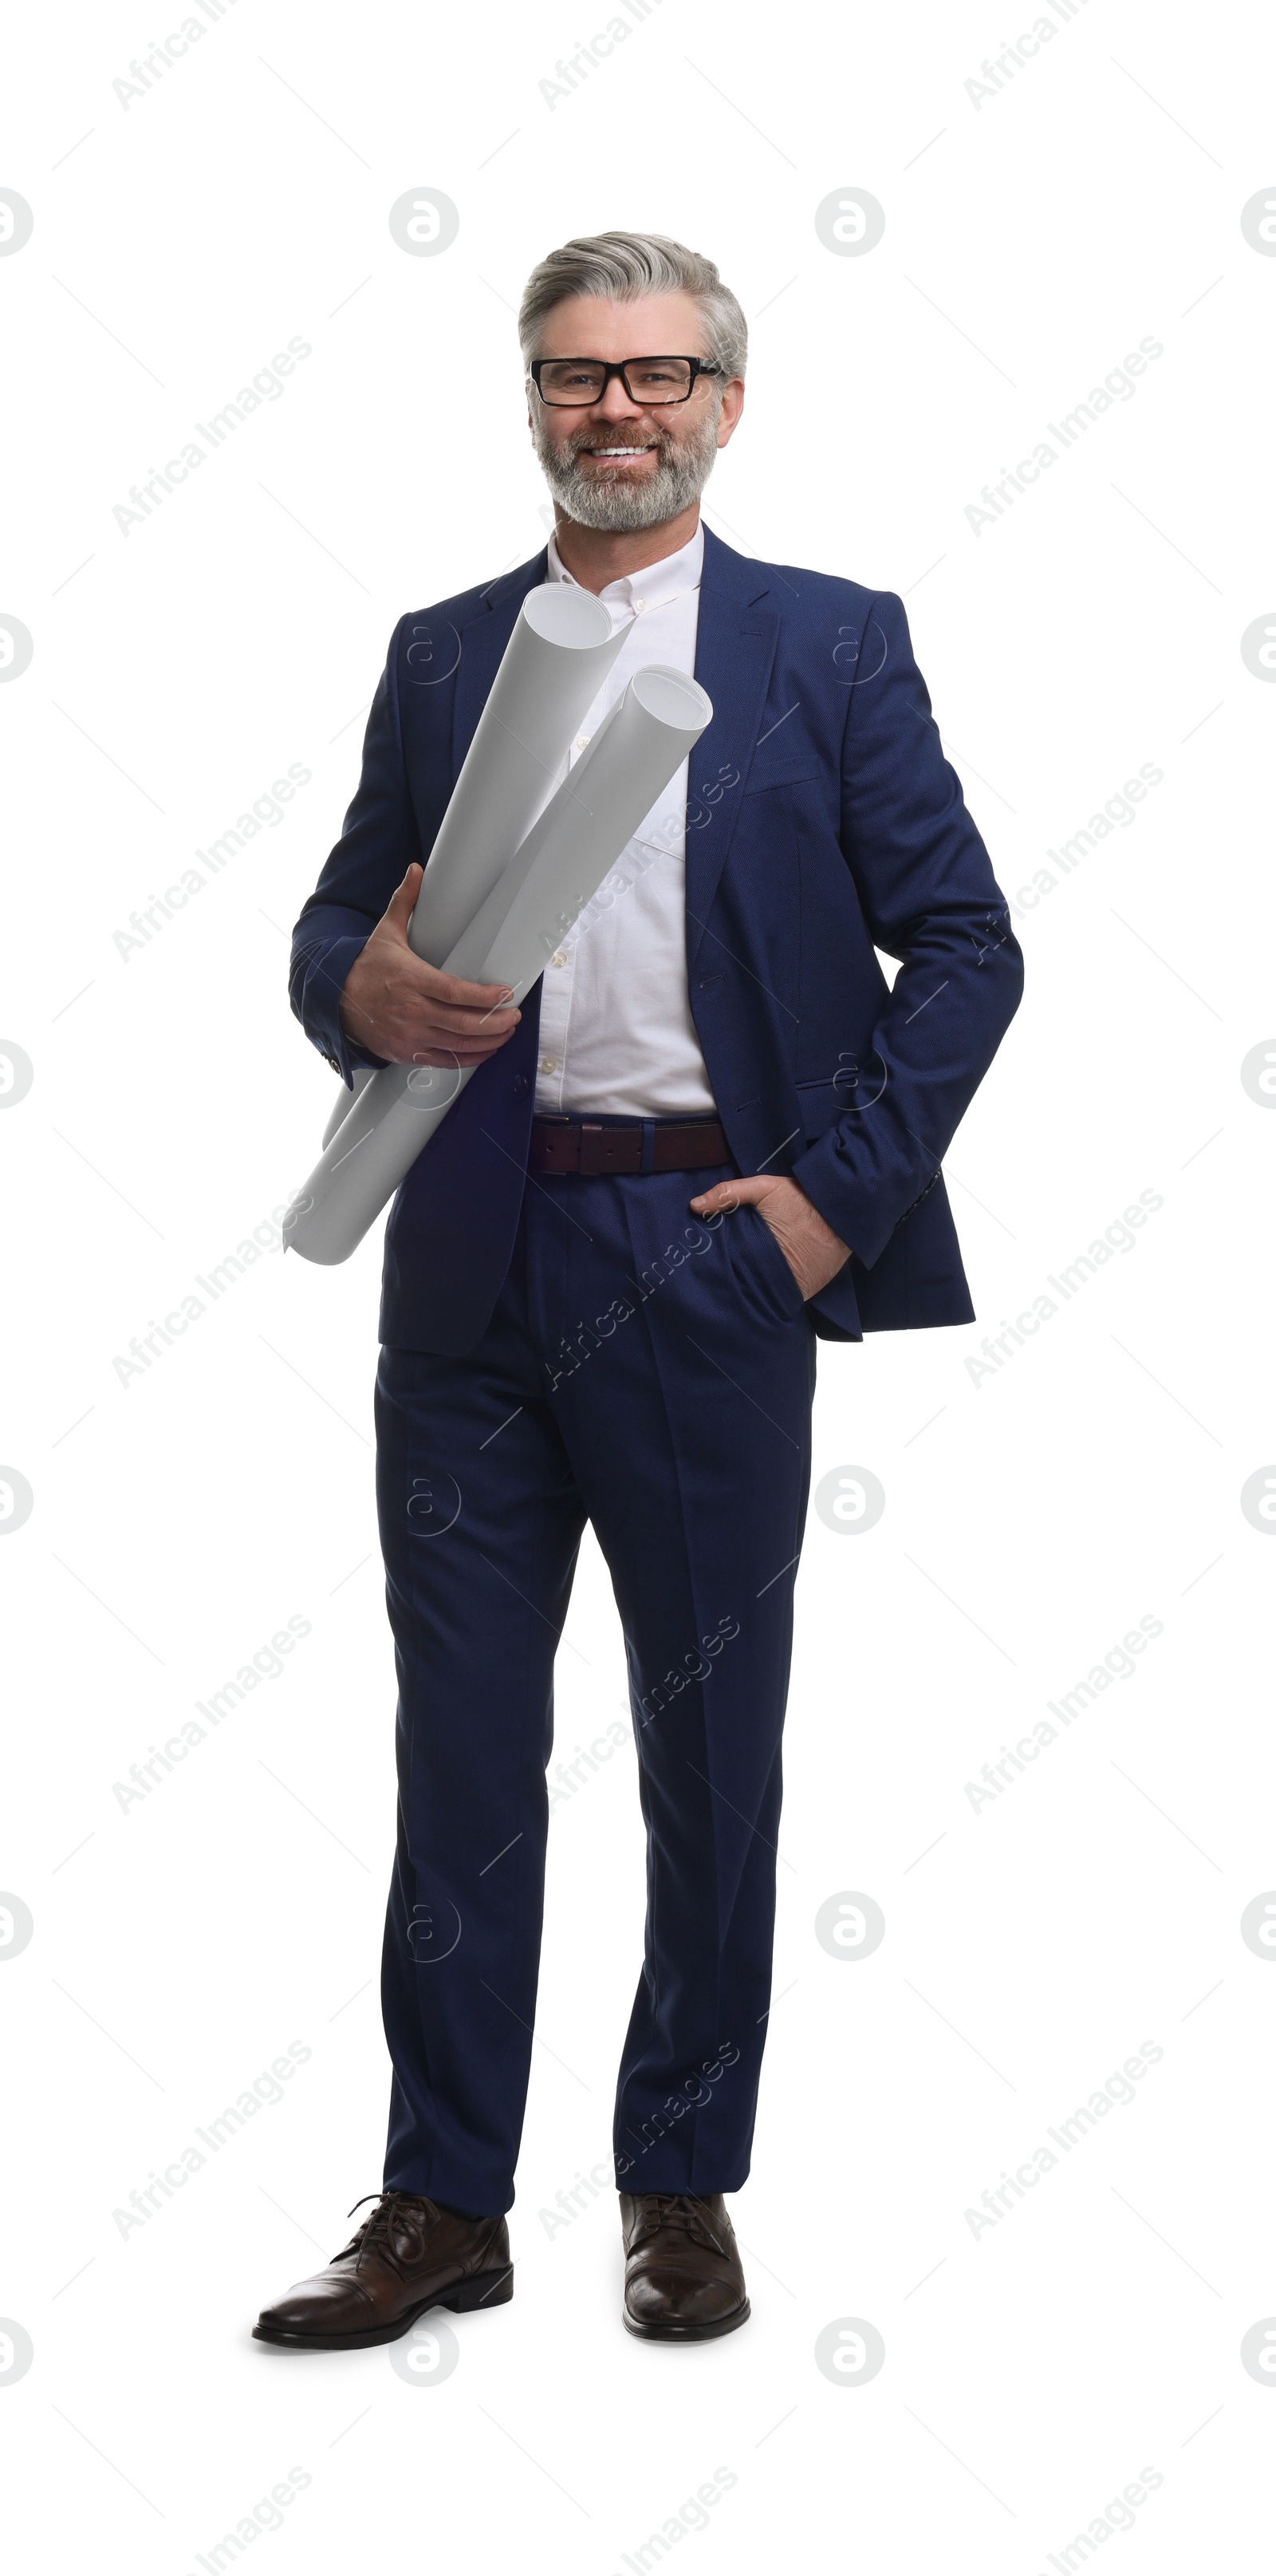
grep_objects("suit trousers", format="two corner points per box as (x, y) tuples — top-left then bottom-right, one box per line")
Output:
(375, 1157), (818, 2214)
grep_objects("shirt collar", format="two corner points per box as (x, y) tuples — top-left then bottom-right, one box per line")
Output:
(545, 520), (703, 618)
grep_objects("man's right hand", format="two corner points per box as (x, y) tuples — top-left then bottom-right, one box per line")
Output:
(337, 863), (522, 1067)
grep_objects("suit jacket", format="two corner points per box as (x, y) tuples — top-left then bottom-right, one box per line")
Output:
(289, 525), (1024, 1352)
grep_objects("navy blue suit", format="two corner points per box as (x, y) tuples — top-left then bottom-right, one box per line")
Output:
(290, 528), (1022, 2211)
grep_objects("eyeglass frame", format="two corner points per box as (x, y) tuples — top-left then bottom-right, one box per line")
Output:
(528, 354), (724, 408)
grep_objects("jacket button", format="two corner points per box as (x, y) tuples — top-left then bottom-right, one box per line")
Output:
(512, 1074), (530, 1099)
(322, 1053), (339, 1071)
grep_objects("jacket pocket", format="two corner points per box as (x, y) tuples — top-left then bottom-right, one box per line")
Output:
(742, 756), (823, 795)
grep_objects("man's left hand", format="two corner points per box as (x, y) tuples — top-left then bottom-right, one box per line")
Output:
(688, 1174), (852, 1300)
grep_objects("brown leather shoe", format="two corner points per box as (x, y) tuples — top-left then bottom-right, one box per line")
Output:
(253, 2191), (513, 2350)
(620, 2191), (750, 2341)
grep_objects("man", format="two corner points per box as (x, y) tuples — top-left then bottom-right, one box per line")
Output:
(256, 231), (1022, 2352)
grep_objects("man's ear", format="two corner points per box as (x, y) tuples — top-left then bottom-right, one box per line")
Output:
(716, 379), (745, 448)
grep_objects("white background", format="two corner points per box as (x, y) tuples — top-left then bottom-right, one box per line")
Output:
(3, 0), (1276, 2567)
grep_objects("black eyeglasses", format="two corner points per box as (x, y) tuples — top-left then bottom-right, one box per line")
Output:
(530, 356), (722, 408)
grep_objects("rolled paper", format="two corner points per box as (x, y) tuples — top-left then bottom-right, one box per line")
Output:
(321, 1065), (373, 1150)
(320, 581), (627, 1150)
(408, 583), (628, 965)
(284, 663), (712, 1267)
(447, 667), (707, 994)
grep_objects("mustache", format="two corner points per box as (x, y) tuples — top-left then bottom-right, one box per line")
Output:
(559, 425), (669, 461)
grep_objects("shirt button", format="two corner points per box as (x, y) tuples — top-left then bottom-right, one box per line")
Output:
(574, 733), (590, 751)
(550, 951), (568, 968)
(539, 1055), (557, 1073)
(634, 598), (647, 612)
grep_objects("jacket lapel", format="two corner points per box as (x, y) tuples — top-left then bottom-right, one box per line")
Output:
(687, 529), (780, 968)
(450, 550), (547, 785)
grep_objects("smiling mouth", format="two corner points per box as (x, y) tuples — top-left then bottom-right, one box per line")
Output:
(581, 444), (656, 460)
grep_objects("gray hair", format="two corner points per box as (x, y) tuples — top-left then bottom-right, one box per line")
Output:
(518, 231), (747, 382)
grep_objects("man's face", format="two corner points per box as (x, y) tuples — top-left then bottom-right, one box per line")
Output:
(527, 288), (744, 534)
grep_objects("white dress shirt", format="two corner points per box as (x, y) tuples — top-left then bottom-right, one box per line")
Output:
(533, 523), (718, 1118)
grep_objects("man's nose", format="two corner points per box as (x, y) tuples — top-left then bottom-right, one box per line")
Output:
(589, 375), (644, 420)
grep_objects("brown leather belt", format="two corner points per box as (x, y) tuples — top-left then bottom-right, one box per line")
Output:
(529, 1117), (730, 1176)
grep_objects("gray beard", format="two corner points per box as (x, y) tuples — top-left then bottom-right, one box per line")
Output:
(531, 402), (721, 534)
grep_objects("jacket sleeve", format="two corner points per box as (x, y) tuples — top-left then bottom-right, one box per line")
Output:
(790, 591), (1024, 1267)
(288, 617), (420, 1087)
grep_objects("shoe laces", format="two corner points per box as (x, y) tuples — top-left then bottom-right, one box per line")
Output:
(338, 2189), (438, 2273)
(631, 2192), (723, 2254)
